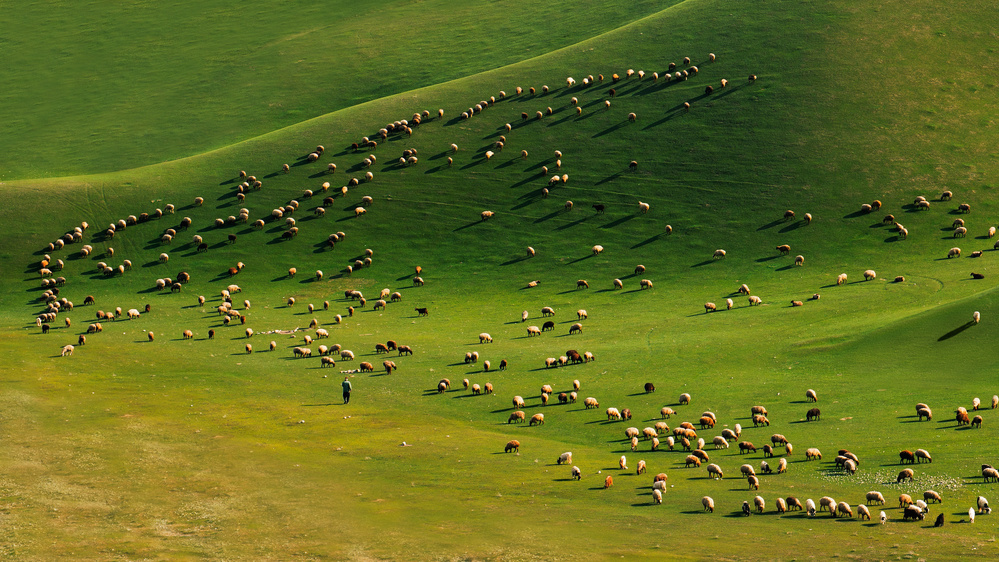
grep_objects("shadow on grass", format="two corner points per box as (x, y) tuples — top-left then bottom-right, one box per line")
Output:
(601, 215), (636, 229)
(939, 321), (976, 341)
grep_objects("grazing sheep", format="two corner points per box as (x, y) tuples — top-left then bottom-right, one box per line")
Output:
(504, 440), (520, 453)
(897, 468), (915, 483)
(584, 397), (599, 409)
(61, 344), (74, 357)
(513, 396), (526, 408)
(978, 496), (991, 514)
(713, 249), (726, 259)
(776, 244), (791, 256)
(568, 323), (583, 335)
(508, 411), (526, 424)
(613, 278), (624, 289)
(794, 254), (805, 266)
(704, 302), (717, 313)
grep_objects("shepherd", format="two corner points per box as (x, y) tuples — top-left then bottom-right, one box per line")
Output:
(342, 376), (353, 404)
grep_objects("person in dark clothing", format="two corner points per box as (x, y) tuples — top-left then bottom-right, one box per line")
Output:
(342, 376), (353, 404)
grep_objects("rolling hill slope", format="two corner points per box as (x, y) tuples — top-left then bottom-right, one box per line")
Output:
(1, 0), (999, 558)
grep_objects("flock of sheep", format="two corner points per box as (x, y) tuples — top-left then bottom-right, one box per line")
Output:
(26, 51), (996, 532)
(502, 385), (997, 524)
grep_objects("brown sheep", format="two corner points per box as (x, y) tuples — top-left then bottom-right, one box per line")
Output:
(897, 468), (915, 483)
(504, 440), (520, 453)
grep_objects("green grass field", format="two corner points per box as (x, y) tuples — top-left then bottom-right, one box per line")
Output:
(3, 0), (999, 559)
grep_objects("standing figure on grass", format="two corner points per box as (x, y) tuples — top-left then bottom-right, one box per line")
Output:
(342, 376), (353, 404)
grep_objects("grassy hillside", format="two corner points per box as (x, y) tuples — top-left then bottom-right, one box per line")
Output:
(2, 0), (999, 559)
(0, 0), (673, 180)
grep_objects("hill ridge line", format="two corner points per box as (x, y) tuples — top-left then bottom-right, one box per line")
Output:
(3, 0), (702, 187)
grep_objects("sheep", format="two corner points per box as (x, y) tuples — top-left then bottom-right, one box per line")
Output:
(61, 344), (74, 357)
(805, 448), (822, 461)
(704, 302), (717, 313)
(794, 254), (805, 266)
(508, 411), (526, 424)
(504, 440), (520, 453)
(584, 397), (599, 409)
(591, 245), (604, 256)
(613, 279), (624, 289)
(712, 249), (726, 259)
(754, 496), (765, 513)
(972, 310), (981, 324)
(978, 496), (992, 514)
(513, 396), (526, 408)
(897, 468), (915, 483)
(947, 247), (962, 258)
(568, 323), (583, 335)
(985, 468), (999, 482)
(959, 203), (972, 213)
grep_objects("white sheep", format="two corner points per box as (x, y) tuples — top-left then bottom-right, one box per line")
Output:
(974, 311), (981, 324)
(638, 201), (650, 214)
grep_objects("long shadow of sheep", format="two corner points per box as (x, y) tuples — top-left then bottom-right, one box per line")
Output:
(592, 121), (632, 139)
(601, 215), (636, 229)
(631, 235), (662, 249)
(939, 321), (976, 341)
(453, 220), (485, 232)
